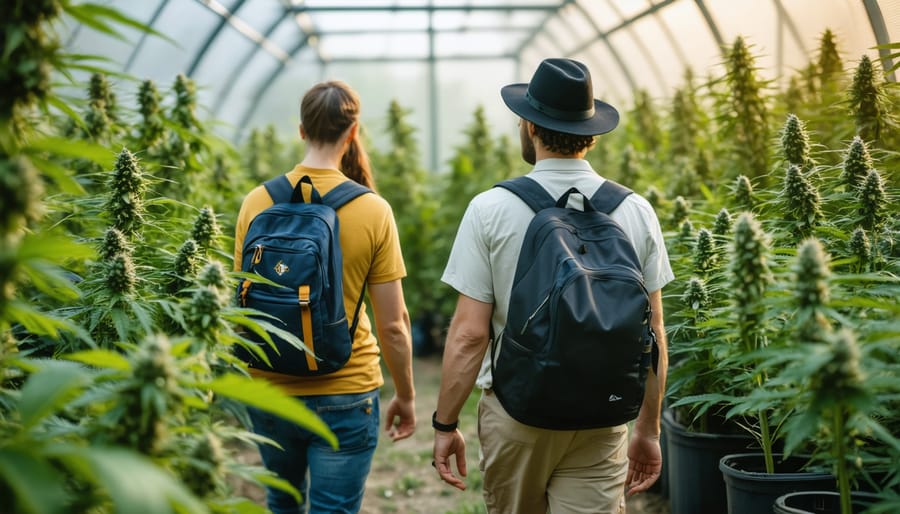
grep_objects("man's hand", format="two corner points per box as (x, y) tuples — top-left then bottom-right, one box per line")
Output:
(625, 431), (662, 496)
(433, 429), (468, 490)
(384, 395), (416, 442)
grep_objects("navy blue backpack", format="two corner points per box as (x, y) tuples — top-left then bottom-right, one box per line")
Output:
(236, 175), (370, 376)
(491, 177), (656, 429)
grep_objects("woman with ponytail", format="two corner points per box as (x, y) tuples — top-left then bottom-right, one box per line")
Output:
(234, 80), (416, 514)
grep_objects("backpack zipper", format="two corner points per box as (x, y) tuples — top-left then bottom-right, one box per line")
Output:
(521, 294), (550, 335)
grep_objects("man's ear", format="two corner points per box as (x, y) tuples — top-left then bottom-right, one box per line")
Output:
(299, 124), (307, 140)
(526, 120), (536, 138)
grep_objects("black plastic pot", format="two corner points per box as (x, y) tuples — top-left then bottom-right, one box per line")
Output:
(662, 410), (755, 514)
(719, 453), (835, 514)
(773, 491), (881, 513)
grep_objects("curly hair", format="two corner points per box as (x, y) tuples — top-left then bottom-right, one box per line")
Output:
(533, 124), (595, 155)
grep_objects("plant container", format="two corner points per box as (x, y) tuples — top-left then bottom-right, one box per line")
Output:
(773, 491), (881, 513)
(720, 453), (835, 514)
(662, 409), (755, 514)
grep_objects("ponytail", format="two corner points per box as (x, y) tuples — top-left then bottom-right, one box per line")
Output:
(341, 136), (376, 191)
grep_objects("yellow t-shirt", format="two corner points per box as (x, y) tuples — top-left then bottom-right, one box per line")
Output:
(233, 165), (406, 396)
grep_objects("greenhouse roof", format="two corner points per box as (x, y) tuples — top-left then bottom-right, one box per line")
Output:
(64, 0), (900, 170)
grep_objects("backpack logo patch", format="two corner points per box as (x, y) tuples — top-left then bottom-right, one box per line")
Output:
(273, 260), (290, 276)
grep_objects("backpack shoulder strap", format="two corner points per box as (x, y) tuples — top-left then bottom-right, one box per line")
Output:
(590, 179), (633, 214)
(494, 176), (556, 213)
(322, 180), (372, 210)
(321, 179), (372, 340)
(263, 174), (294, 204)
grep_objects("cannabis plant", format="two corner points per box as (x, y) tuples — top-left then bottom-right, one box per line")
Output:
(720, 36), (771, 185)
(848, 55), (889, 145)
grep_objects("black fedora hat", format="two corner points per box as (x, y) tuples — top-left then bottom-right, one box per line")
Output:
(501, 58), (618, 136)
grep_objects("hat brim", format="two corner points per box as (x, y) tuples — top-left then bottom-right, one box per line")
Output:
(501, 83), (619, 136)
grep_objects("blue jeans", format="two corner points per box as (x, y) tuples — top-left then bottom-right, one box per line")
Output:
(247, 389), (380, 514)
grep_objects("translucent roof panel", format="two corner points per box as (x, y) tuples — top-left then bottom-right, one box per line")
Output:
(58, 0), (900, 171)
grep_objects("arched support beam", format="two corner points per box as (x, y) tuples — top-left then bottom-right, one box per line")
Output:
(234, 34), (312, 141)
(863, 0), (896, 81)
(693, 0), (725, 55)
(211, 10), (291, 116)
(186, 0), (249, 78)
(125, 0), (172, 73)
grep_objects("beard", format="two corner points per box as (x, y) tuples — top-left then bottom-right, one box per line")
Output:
(520, 121), (536, 165)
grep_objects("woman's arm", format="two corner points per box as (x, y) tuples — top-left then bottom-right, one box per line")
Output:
(369, 280), (416, 440)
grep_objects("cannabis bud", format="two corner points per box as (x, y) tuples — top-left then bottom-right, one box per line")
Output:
(105, 149), (146, 236)
(180, 432), (226, 498)
(840, 136), (872, 190)
(734, 175), (754, 211)
(730, 212), (772, 347)
(849, 55), (882, 143)
(98, 227), (129, 261)
(780, 114), (811, 169)
(671, 196), (690, 228)
(0, 155), (44, 236)
(857, 168), (886, 231)
(680, 219), (694, 240)
(781, 164), (822, 239)
(644, 186), (662, 209)
(105, 252), (136, 296)
(197, 261), (228, 291)
(713, 207), (733, 236)
(814, 329), (865, 401)
(848, 227), (871, 272)
(169, 239), (200, 294)
(793, 239), (832, 342)
(190, 206), (221, 252)
(682, 276), (709, 314)
(187, 286), (223, 333)
(693, 228), (717, 274)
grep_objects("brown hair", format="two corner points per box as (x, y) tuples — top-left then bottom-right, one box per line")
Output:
(300, 81), (375, 190)
(533, 124), (595, 155)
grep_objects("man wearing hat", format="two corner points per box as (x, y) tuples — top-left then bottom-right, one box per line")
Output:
(431, 58), (673, 513)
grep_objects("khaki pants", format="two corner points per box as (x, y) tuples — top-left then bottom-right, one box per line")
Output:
(478, 390), (628, 514)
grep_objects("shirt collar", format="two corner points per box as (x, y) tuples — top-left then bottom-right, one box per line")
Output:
(531, 158), (593, 174)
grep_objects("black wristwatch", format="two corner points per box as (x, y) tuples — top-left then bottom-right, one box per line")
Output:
(432, 411), (459, 432)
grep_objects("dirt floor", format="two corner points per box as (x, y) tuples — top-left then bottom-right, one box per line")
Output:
(233, 355), (671, 514)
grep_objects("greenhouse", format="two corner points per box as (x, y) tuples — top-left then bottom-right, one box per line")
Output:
(1, 1), (898, 513)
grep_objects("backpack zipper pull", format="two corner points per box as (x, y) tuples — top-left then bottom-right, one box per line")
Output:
(252, 245), (263, 264)
(239, 279), (252, 307)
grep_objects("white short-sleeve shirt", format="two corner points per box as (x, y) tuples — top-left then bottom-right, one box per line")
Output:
(441, 158), (675, 389)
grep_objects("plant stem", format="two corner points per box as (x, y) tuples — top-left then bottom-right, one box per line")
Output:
(834, 408), (852, 514)
(759, 408), (774, 473)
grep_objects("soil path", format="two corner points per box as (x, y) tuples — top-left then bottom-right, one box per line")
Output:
(235, 355), (670, 513)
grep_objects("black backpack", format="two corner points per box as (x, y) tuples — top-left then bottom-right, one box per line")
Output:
(235, 175), (371, 376)
(491, 177), (655, 430)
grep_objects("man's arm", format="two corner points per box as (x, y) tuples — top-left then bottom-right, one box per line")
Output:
(369, 280), (416, 441)
(433, 294), (493, 491)
(626, 288), (668, 496)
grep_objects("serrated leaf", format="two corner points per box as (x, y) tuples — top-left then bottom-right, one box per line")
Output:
(0, 448), (70, 514)
(25, 136), (115, 169)
(200, 374), (337, 449)
(19, 360), (91, 428)
(64, 350), (131, 371)
(48, 445), (208, 514)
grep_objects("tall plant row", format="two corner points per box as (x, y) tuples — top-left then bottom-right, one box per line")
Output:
(1, 3), (334, 513)
(654, 33), (899, 512)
